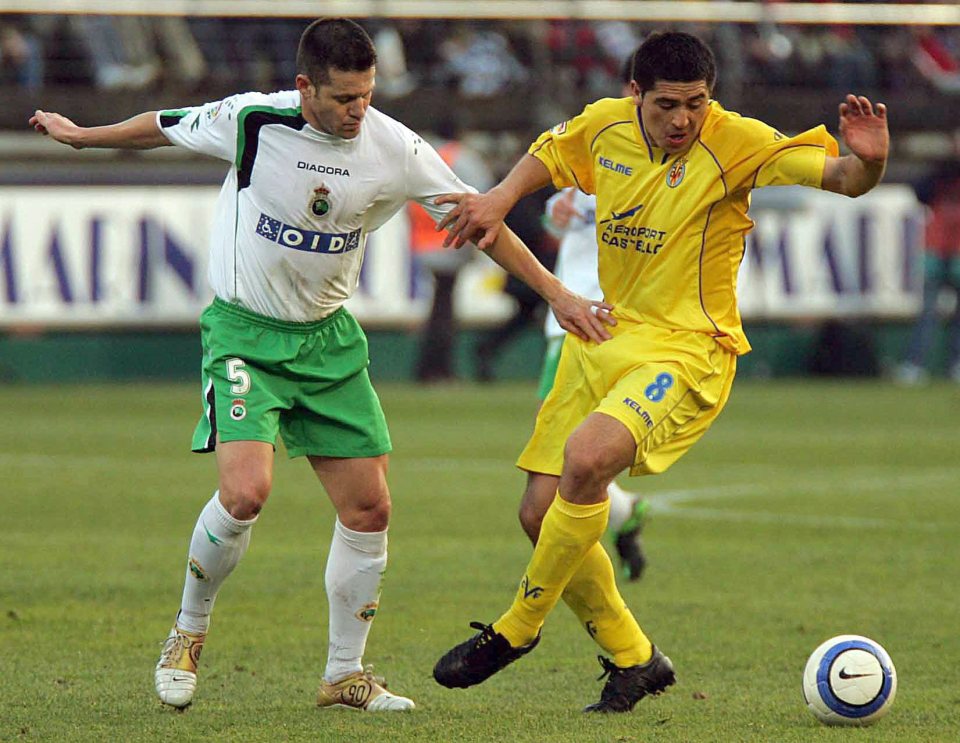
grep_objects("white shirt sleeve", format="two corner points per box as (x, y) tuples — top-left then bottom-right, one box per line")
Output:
(156, 94), (246, 163)
(402, 133), (478, 226)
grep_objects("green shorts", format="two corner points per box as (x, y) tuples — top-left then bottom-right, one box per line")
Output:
(536, 336), (565, 401)
(192, 298), (391, 459)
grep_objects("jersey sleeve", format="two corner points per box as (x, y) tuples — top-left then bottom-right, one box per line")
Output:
(716, 118), (839, 193)
(156, 95), (244, 162)
(528, 107), (597, 194)
(753, 136), (832, 189)
(404, 134), (478, 226)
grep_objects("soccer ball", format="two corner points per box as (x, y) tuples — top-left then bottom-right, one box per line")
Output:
(802, 635), (897, 726)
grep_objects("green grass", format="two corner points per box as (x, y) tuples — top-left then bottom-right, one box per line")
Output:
(2, 380), (959, 741)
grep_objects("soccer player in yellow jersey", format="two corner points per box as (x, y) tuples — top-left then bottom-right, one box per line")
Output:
(432, 32), (890, 713)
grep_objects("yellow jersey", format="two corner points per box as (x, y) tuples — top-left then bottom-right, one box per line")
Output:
(529, 98), (839, 354)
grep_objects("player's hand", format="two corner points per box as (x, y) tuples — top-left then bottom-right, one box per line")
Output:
(550, 289), (616, 344)
(548, 189), (579, 231)
(435, 189), (511, 250)
(838, 95), (888, 164)
(29, 110), (83, 148)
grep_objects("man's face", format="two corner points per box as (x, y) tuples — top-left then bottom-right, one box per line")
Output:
(633, 79), (710, 154)
(297, 66), (375, 139)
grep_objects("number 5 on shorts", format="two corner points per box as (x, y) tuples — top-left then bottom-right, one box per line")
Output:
(226, 358), (251, 395)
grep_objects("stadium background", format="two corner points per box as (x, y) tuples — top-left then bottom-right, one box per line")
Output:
(1, 0), (957, 383)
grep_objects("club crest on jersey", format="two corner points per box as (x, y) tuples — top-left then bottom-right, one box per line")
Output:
(310, 185), (331, 217)
(666, 158), (687, 188)
(230, 398), (246, 421)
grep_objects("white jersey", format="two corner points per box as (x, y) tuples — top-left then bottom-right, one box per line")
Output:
(158, 90), (473, 322)
(544, 189), (601, 339)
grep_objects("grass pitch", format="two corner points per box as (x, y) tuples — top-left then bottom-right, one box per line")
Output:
(2, 379), (959, 742)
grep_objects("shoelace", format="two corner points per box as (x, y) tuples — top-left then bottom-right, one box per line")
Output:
(595, 654), (648, 707)
(469, 621), (495, 647)
(360, 666), (387, 688)
(159, 633), (188, 666)
(594, 654), (620, 681)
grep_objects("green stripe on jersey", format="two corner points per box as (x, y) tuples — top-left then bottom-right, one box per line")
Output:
(158, 109), (191, 128)
(234, 105), (305, 188)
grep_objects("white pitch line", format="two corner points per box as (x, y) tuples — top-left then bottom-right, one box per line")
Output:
(648, 504), (939, 531)
(645, 470), (958, 531)
(648, 468), (960, 507)
(1, 451), (955, 532)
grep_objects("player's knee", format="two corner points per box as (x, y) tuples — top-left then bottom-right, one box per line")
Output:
(219, 476), (272, 520)
(340, 493), (391, 532)
(562, 440), (619, 487)
(364, 496), (392, 531)
(518, 501), (543, 543)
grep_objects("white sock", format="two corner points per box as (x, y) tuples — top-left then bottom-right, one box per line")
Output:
(323, 518), (387, 683)
(606, 480), (637, 534)
(176, 491), (256, 634)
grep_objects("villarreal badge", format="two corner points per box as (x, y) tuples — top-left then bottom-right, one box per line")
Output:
(666, 158), (686, 188)
(310, 185), (331, 216)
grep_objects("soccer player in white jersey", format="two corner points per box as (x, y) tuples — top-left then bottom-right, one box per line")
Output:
(30, 18), (612, 712)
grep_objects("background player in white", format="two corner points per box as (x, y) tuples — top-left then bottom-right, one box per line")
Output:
(30, 18), (612, 712)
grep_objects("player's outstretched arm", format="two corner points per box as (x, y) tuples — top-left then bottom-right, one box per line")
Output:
(482, 225), (615, 344)
(821, 94), (889, 198)
(29, 110), (172, 150)
(435, 154), (553, 250)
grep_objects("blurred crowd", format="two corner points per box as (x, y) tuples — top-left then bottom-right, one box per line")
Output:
(2, 11), (958, 383)
(2, 13), (959, 100)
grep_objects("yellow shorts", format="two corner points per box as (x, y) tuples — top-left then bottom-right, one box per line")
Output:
(517, 322), (736, 477)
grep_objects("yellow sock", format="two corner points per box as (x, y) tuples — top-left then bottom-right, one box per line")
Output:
(562, 543), (653, 667)
(493, 496), (609, 647)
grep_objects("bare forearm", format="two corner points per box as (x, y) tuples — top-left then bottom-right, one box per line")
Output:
(824, 154), (886, 197)
(483, 226), (563, 304)
(438, 154), (555, 250)
(69, 112), (171, 150)
(480, 224), (615, 344)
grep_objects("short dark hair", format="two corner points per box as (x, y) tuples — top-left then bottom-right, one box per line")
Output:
(632, 31), (717, 94)
(296, 18), (377, 85)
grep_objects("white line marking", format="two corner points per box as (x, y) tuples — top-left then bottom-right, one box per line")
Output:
(645, 469), (958, 531)
(2, 450), (954, 532)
